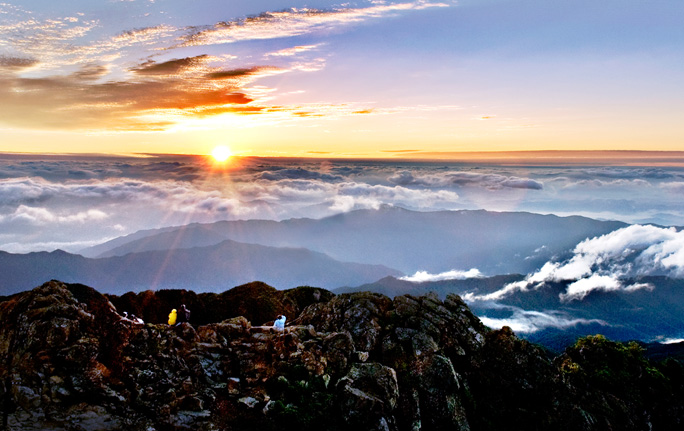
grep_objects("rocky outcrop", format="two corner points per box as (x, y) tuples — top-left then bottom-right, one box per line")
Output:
(106, 282), (335, 326)
(294, 291), (485, 430)
(2, 281), (684, 431)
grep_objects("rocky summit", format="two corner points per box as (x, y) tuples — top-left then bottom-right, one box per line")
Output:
(2, 281), (684, 430)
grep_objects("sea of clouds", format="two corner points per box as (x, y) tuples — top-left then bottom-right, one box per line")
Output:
(2, 154), (684, 255)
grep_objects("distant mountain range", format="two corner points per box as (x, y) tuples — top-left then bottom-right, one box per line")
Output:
(343, 274), (684, 351)
(81, 206), (627, 275)
(2, 207), (630, 297)
(8, 206), (679, 350)
(0, 239), (400, 295)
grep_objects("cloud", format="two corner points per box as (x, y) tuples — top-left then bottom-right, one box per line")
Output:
(177, 2), (450, 48)
(468, 224), (684, 302)
(238, 177), (460, 212)
(131, 55), (213, 76)
(560, 178), (652, 190)
(265, 44), (322, 57)
(0, 56), (38, 70)
(660, 182), (684, 194)
(5, 154), (684, 256)
(444, 173), (543, 190)
(0, 155), (469, 252)
(387, 171), (422, 186)
(388, 170), (544, 190)
(0, 177), (55, 205)
(0, 205), (108, 226)
(0, 176), (253, 217)
(333, 182), (460, 209)
(1, 1), (452, 131)
(0, 57), (280, 130)
(559, 274), (623, 302)
(584, 167), (676, 180)
(0, 14), (101, 65)
(478, 306), (607, 334)
(399, 268), (483, 282)
(258, 168), (342, 181)
(0, 156), (209, 182)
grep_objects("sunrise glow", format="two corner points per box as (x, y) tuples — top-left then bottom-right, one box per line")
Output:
(0, 1), (681, 157)
(211, 145), (233, 162)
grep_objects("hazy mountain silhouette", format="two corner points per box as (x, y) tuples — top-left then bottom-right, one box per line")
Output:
(81, 207), (628, 275)
(348, 274), (684, 350)
(0, 239), (401, 295)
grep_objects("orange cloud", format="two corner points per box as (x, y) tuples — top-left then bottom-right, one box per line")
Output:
(0, 1), (450, 132)
(0, 58), (269, 130)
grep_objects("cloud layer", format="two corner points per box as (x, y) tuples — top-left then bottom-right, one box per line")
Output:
(468, 224), (684, 303)
(389, 171), (543, 190)
(3, 154), (684, 257)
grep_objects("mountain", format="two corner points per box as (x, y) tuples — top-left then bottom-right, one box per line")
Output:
(3, 280), (684, 430)
(501, 277), (684, 348)
(347, 275), (684, 350)
(0, 239), (401, 295)
(80, 207), (628, 275)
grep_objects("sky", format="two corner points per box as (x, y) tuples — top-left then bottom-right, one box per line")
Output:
(1, 0), (683, 157)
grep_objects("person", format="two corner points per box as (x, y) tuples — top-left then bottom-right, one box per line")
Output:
(177, 304), (191, 324)
(168, 309), (177, 325)
(274, 315), (286, 332)
(123, 311), (144, 324)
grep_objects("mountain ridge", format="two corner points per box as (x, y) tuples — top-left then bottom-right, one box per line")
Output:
(80, 207), (629, 275)
(0, 239), (401, 295)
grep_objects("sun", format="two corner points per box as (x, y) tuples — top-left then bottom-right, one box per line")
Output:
(211, 145), (232, 162)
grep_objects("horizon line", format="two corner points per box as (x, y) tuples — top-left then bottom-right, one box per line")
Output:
(3, 149), (684, 166)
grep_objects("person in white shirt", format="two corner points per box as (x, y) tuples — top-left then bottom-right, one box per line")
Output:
(274, 315), (286, 332)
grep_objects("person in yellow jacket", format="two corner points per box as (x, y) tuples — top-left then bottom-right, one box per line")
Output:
(168, 308), (177, 325)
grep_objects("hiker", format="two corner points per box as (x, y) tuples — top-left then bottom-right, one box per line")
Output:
(123, 311), (144, 324)
(274, 315), (286, 332)
(177, 304), (191, 324)
(168, 309), (177, 325)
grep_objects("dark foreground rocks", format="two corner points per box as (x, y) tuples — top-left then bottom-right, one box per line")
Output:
(2, 280), (684, 430)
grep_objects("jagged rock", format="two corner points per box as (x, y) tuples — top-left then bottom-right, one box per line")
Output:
(295, 292), (393, 353)
(106, 283), (333, 326)
(2, 281), (684, 431)
(337, 362), (399, 430)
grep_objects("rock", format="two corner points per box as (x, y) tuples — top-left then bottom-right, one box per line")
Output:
(3, 280), (684, 431)
(296, 292), (393, 354)
(239, 396), (259, 408)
